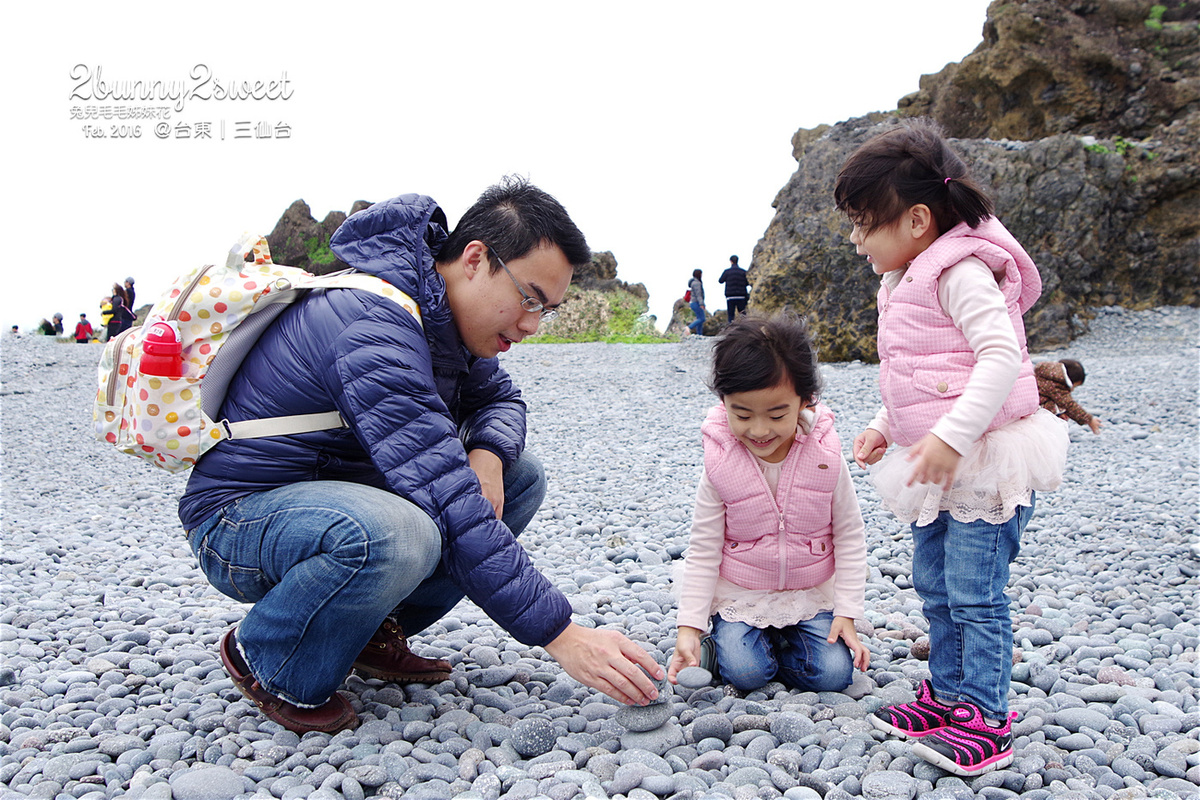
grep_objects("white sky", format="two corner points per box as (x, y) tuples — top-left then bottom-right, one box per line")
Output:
(3, 1), (991, 334)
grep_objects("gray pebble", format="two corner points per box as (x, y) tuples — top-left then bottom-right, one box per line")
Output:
(676, 666), (712, 688)
(510, 717), (556, 758)
(167, 766), (245, 800)
(614, 700), (673, 732)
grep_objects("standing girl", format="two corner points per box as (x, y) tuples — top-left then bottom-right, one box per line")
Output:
(669, 314), (870, 693)
(835, 119), (1067, 776)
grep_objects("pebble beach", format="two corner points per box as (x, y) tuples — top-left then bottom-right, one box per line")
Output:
(1, 306), (1197, 800)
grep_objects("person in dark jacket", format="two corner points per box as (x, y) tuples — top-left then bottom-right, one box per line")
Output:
(180, 178), (664, 734)
(123, 277), (136, 319)
(719, 254), (750, 322)
(108, 283), (134, 337)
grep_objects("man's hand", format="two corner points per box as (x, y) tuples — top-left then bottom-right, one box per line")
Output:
(544, 623), (664, 706)
(468, 449), (505, 518)
(668, 626), (703, 684)
(905, 433), (961, 491)
(828, 616), (870, 672)
(853, 429), (888, 468)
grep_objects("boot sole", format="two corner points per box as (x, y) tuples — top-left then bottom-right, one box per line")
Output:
(352, 662), (450, 683)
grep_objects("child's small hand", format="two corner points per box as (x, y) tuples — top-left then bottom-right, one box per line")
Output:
(1088, 417), (1102, 434)
(905, 433), (961, 491)
(828, 616), (870, 672)
(668, 626), (703, 684)
(853, 429), (888, 468)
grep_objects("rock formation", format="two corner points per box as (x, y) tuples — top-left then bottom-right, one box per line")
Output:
(750, 0), (1198, 362)
(570, 250), (651, 299)
(266, 207), (651, 304)
(266, 199), (372, 275)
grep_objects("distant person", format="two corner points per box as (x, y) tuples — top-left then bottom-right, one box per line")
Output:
(10, 325), (18, 336)
(1035, 359), (1101, 434)
(109, 284), (134, 338)
(124, 277), (137, 318)
(99, 296), (114, 341)
(718, 255), (749, 322)
(179, 178), (664, 734)
(52, 313), (64, 335)
(687, 269), (706, 335)
(38, 319), (55, 336)
(836, 118), (1068, 777)
(74, 314), (94, 344)
(669, 313), (869, 693)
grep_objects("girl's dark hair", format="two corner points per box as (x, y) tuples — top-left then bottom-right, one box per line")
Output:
(834, 118), (993, 235)
(1061, 358), (1086, 385)
(692, 268), (703, 279)
(710, 313), (822, 402)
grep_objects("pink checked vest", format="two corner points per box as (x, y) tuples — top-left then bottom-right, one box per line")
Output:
(702, 402), (841, 591)
(877, 217), (1041, 448)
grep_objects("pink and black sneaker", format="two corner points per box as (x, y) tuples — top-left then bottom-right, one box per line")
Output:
(869, 678), (954, 739)
(911, 702), (1015, 776)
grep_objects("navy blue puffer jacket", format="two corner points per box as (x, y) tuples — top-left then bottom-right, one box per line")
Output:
(179, 194), (571, 646)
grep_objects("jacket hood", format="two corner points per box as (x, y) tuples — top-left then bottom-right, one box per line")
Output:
(329, 194), (452, 330)
(930, 217), (1042, 314)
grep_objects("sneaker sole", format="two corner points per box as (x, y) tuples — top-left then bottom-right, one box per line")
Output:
(911, 741), (1014, 777)
(868, 712), (945, 739)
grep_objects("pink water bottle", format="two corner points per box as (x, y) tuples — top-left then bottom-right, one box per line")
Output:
(140, 321), (183, 378)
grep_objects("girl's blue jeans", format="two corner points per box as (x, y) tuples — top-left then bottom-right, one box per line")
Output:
(710, 611), (853, 693)
(688, 300), (706, 333)
(910, 494), (1036, 719)
(185, 451), (546, 707)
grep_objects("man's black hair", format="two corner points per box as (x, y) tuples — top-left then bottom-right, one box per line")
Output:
(438, 176), (590, 272)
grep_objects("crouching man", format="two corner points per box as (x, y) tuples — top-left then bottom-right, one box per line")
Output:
(179, 178), (663, 733)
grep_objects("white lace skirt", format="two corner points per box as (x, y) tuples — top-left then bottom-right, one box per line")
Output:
(672, 562), (834, 630)
(869, 408), (1069, 527)
(711, 577), (834, 629)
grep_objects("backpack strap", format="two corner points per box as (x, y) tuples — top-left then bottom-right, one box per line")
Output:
(213, 272), (421, 441)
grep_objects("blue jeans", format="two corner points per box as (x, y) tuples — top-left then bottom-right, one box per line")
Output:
(186, 451), (546, 707)
(910, 495), (1035, 718)
(710, 611), (853, 693)
(688, 300), (706, 334)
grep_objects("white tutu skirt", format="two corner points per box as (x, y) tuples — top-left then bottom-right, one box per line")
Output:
(869, 408), (1069, 527)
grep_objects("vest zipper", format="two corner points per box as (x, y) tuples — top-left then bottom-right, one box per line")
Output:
(777, 510), (787, 590)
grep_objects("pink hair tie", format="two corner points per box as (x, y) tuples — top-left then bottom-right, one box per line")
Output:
(944, 177), (953, 185)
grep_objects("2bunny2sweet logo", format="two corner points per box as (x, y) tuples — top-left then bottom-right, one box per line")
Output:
(69, 64), (294, 115)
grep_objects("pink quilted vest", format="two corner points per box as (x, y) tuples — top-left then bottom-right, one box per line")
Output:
(702, 402), (841, 591)
(877, 217), (1041, 447)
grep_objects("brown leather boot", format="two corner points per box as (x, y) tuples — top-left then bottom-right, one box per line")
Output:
(352, 618), (452, 683)
(220, 629), (357, 734)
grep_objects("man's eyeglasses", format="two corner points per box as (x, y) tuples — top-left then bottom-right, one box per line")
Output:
(489, 247), (559, 322)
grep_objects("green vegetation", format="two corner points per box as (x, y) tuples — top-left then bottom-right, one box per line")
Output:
(305, 236), (338, 266)
(1085, 135), (1133, 155)
(1145, 4), (1167, 30)
(526, 286), (674, 344)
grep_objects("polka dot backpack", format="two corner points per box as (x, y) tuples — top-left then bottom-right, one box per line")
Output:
(93, 233), (421, 473)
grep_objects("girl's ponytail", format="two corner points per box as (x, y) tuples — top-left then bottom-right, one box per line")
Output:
(941, 164), (993, 230)
(836, 118), (993, 234)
